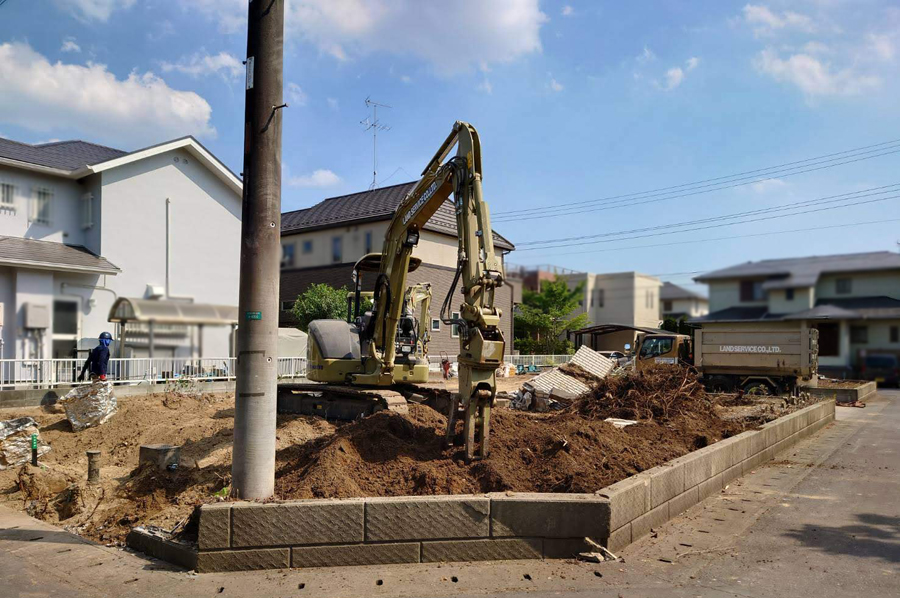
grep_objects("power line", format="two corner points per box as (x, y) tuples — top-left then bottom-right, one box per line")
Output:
(493, 136), (900, 219)
(493, 145), (900, 223)
(516, 184), (900, 247)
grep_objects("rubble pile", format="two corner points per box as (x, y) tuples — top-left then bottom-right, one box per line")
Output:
(512, 346), (616, 411)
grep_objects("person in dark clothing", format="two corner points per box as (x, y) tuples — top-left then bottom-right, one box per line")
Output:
(78, 331), (113, 382)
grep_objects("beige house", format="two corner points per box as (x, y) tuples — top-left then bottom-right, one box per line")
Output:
(694, 251), (900, 376)
(279, 182), (516, 356)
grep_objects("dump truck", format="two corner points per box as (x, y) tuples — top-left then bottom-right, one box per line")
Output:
(633, 321), (819, 395)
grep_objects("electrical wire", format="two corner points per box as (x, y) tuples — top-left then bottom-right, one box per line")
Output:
(493, 137), (900, 219)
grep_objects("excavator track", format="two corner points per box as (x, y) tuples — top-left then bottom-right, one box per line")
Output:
(277, 382), (408, 420)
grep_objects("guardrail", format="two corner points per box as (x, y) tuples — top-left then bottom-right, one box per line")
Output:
(0, 357), (308, 389)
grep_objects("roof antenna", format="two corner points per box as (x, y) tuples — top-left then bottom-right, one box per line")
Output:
(360, 97), (391, 190)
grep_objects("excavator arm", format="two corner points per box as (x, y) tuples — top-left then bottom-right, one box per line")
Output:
(365, 121), (506, 460)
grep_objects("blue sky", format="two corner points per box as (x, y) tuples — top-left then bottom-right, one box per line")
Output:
(2, 1), (899, 293)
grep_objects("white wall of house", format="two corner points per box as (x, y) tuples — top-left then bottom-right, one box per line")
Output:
(707, 280), (764, 312)
(768, 287), (815, 314)
(565, 271), (662, 329)
(662, 297), (709, 319)
(817, 271), (900, 300)
(0, 266), (15, 360)
(0, 165), (90, 246)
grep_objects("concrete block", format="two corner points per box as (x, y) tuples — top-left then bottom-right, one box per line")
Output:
(606, 524), (632, 553)
(730, 432), (754, 464)
(291, 543), (420, 568)
(421, 538), (541, 563)
(197, 503), (230, 550)
(490, 493), (609, 539)
(365, 495), (489, 542)
(126, 528), (197, 571)
(648, 464), (684, 509)
(631, 503), (668, 542)
(196, 548), (290, 573)
(668, 486), (700, 517)
(676, 450), (712, 489)
(698, 473), (723, 500)
(231, 499), (364, 548)
(761, 446), (775, 463)
(543, 538), (591, 559)
(762, 425), (778, 449)
(598, 474), (650, 531)
(749, 430), (766, 457)
(743, 451), (763, 473)
(722, 463), (742, 486)
(708, 439), (733, 475)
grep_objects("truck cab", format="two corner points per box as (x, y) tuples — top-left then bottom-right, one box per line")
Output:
(633, 333), (693, 370)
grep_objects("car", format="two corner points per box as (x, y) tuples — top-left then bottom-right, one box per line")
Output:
(859, 353), (900, 387)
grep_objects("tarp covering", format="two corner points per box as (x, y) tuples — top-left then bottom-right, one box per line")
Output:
(278, 327), (309, 357)
(0, 418), (50, 470)
(58, 381), (118, 431)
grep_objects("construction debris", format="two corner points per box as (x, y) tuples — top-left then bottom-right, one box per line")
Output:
(604, 418), (638, 429)
(0, 417), (50, 470)
(58, 380), (118, 431)
(513, 346), (616, 411)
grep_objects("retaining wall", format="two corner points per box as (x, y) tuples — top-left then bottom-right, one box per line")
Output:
(184, 399), (836, 572)
(807, 381), (876, 405)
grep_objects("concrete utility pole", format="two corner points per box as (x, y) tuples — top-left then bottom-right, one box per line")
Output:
(232, 0), (285, 500)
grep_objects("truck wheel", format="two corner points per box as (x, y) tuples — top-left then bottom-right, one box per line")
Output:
(708, 376), (735, 393)
(742, 380), (776, 396)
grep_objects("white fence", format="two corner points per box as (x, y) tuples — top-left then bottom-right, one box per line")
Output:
(427, 354), (572, 370)
(0, 357), (308, 389)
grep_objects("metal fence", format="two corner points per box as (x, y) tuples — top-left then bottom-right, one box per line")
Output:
(426, 353), (572, 370)
(0, 357), (308, 389)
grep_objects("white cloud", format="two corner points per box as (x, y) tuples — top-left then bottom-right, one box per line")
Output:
(286, 83), (308, 106)
(802, 41), (831, 55)
(160, 51), (244, 81)
(664, 67), (685, 90)
(0, 42), (215, 148)
(743, 4), (815, 37)
(478, 78), (493, 94)
(400, 75), (412, 84)
(547, 74), (563, 92)
(53, 0), (135, 22)
(748, 178), (787, 193)
(188, 0), (547, 74)
(561, 5), (574, 17)
(754, 48), (881, 96)
(686, 56), (699, 71)
(867, 33), (896, 61)
(61, 38), (81, 53)
(288, 169), (342, 188)
(637, 46), (656, 63)
(327, 97), (339, 110)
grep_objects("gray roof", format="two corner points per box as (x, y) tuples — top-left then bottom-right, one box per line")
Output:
(0, 236), (119, 274)
(694, 295), (900, 323)
(0, 138), (126, 171)
(695, 251), (900, 288)
(281, 181), (515, 250)
(660, 281), (708, 301)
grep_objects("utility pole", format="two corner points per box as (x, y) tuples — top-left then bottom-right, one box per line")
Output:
(360, 97), (391, 189)
(232, 0), (285, 500)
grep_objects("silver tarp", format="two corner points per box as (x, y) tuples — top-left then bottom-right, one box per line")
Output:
(58, 380), (118, 431)
(0, 417), (50, 470)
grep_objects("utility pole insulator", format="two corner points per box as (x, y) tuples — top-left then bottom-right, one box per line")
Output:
(231, 0), (284, 500)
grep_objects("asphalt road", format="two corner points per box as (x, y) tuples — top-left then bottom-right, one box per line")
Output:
(1, 391), (897, 598)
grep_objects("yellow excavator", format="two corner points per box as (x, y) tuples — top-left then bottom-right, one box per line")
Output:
(294, 121), (506, 460)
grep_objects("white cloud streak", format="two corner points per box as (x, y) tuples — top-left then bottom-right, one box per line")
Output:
(0, 42), (215, 148)
(288, 169), (342, 188)
(743, 4), (815, 37)
(664, 67), (684, 90)
(53, 0), (135, 22)
(161, 51), (244, 81)
(754, 48), (881, 96)
(286, 83), (308, 106)
(61, 39), (82, 53)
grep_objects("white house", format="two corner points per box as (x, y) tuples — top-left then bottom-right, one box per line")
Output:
(0, 136), (242, 362)
(660, 282), (709, 320)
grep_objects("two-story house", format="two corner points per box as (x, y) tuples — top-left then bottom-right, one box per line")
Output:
(0, 136), (242, 361)
(660, 282), (709, 321)
(694, 251), (900, 376)
(279, 182), (516, 356)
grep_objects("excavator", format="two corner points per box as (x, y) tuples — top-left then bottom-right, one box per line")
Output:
(283, 121), (506, 460)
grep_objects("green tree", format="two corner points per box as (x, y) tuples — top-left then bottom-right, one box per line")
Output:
(514, 276), (591, 354)
(661, 317), (679, 333)
(289, 283), (371, 332)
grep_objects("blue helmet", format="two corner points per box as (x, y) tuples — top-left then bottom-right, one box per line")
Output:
(99, 331), (113, 340)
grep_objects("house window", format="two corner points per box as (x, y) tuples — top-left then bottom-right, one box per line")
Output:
(0, 182), (14, 210)
(365, 231), (373, 254)
(850, 325), (868, 344)
(815, 323), (840, 357)
(332, 236), (342, 263)
(663, 300), (673, 313)
(451, 311), (461, 338)
(740, 280), (765, 302)
(836, 278), (852, 294)
(31, 187), (53, 225)
(430, 318), (441, 332)
(281, 243), (295, 268)
(52, 300), (79, 359)
(597, 288), (604, 308)
(302, 240), (313, 254)
(785, 288), (794, 301)
(281, 300), (294, 311)
(645, 290), (654, 309)
(81, 193), (93, 229)
(891, 326), (899, 344)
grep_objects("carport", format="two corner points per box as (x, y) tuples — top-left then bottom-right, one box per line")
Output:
(569, 323), (670, 352)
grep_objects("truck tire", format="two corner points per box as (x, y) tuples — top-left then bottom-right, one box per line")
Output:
(742, 379), (777, 396)
(707, 375), (735, 393)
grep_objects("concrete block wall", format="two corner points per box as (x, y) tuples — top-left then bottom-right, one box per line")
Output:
(189, 400), (835, 572)
(598, 400), (835, 552)
(808, 382), (876, 405)
(195, 493), (609, 572)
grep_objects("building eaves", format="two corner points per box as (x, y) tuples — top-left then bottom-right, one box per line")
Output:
(0, 236), (120, 275)
(660, 281), (708, 301)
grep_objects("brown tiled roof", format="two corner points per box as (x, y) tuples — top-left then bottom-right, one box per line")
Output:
(281, 181), (514, 250)
(0, 236), (119, 274)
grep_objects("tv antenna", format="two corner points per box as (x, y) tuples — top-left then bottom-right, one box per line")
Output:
(360, 97), (391, 189)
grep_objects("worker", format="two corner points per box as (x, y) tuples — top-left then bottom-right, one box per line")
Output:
(78, 332), (113, 382)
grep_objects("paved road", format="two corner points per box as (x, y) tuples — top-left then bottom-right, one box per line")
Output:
(1, 391), (897, 597)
